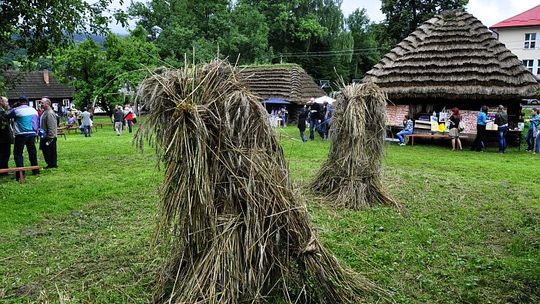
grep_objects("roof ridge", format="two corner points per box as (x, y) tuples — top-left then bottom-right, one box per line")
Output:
(490, 4), (540, 28)
(364, 9), (539, 100)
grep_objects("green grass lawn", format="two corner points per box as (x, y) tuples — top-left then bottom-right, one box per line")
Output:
(1, 120), (538, 303)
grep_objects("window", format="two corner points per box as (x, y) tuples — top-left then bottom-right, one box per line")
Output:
(523, 60), (534, 72)
(537, 60), (540, 75)
(524, 33), (536, 49)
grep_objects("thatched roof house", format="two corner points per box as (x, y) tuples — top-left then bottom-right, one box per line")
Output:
(364, 10), (539, 101)
(239, 64), (324, 105)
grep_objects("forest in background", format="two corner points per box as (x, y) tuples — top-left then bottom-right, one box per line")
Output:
(0, 0), (468, 111)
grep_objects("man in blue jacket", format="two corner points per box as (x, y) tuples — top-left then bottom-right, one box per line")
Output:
(7, 96), (40, 180)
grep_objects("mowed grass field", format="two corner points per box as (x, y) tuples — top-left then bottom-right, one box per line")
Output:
(0, 117), (539, 303)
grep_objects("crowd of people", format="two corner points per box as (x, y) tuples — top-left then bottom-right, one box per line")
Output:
(269, 107), (288, 128)
(112, 105), (137, 135)
(394, 105), (540, 153)
(297, 98), (333, 142)
(0, 96), (57, 181)
(0, 96), (139, 181)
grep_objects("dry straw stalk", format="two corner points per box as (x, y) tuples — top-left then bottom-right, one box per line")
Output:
(135, 60), (385, 303)
(311, 82), (400, 210)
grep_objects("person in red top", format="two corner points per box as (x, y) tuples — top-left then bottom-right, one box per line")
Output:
(123, 104), (136, 133)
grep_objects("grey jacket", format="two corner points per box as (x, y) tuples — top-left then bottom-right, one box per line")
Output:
(41, 109), (58, 138)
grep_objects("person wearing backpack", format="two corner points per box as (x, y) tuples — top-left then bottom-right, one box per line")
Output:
(124, 104), (136, 133)
(448, 107), (463, 151)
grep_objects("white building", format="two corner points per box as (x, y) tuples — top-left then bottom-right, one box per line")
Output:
(491, 4), (540, 76)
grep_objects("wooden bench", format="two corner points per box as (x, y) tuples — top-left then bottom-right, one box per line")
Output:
(95, 122), (114, 129)
(56, 128), (67, 140)
(60, 125), (97, 134)
(0, 166), (41, 183)
(405, 133), (469, 146)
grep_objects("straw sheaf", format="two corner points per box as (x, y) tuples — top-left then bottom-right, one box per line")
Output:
(239, 64), (325, 105)
(311, 82), (399, 210)
(135, 60), (384, 303)
(364, 10), (540, 100)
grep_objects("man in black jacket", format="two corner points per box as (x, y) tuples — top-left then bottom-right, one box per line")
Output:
(297, 105), (309, 142)
(308, 98), (320, 141)
(0, 96), (13, 174)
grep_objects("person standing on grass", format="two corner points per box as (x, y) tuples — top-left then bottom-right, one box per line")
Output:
(124, 104), (135, 133)
(448, 107), (463, 151)
(530, 109), (540, 154)
(39, 98), (58, 169)
(526, 108), (539, 152)
(281, 107), (288, 127)
(297, 105), (309, 142)
(113, 106), (124, 136)
(471, 105), (488, 152)
(308, 98), (320, 141)
(7, 96), (39, 180)
(0, 96), (13, 175)
(323, 102), (333, 139)
(396, 115), (413, 146)
(81, 107), (92, 137)
(494, 105), (508, 154)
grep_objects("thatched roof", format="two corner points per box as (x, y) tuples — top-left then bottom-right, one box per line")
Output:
(239, 64), (325, 105)
(364, 10), (539, 101)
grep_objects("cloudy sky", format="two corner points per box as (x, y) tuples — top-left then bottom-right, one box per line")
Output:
(109, 0), (539, 34)
(342, 0), (539, 27)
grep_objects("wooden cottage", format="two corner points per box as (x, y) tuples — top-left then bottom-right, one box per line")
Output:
(364, 10), (539, 136)
(4, 69), (75, 112)
(239, 64), (324, 108)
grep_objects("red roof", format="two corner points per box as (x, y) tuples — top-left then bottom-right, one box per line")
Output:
(491, 4), (540, 29)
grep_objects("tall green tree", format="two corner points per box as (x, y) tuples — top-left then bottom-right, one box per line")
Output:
(129, 0), (269, 65)
(0, 0), (126, 58)
(54, 38), (105, 109)
(246, 0), (352, 83)
(0, 0), (127, 94)
(54, 27), (160, 113)
(347, 9), (381, 80)
(381, 0), (468, 45)
(226, 1), (270, 63)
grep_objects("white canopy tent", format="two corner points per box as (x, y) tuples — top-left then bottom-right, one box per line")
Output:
(313, 96), (335, 104)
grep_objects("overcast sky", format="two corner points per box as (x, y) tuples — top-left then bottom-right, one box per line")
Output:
(108, 0), (539, 34)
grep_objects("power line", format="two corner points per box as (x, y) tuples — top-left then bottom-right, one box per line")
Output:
(277, 47), (382, 56)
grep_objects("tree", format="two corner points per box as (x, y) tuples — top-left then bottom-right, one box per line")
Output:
(347, 9), (381, 80)
(0, 0), (127, 94)
(129, 0), (270, 65)
(226, 1), (270, 63)
(0, 0), (127, 58)
(246, 0), (352, 83)
(54, 27), (160, 113)
(54, 38), (105, 109)
(381, 0), (468, 45)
